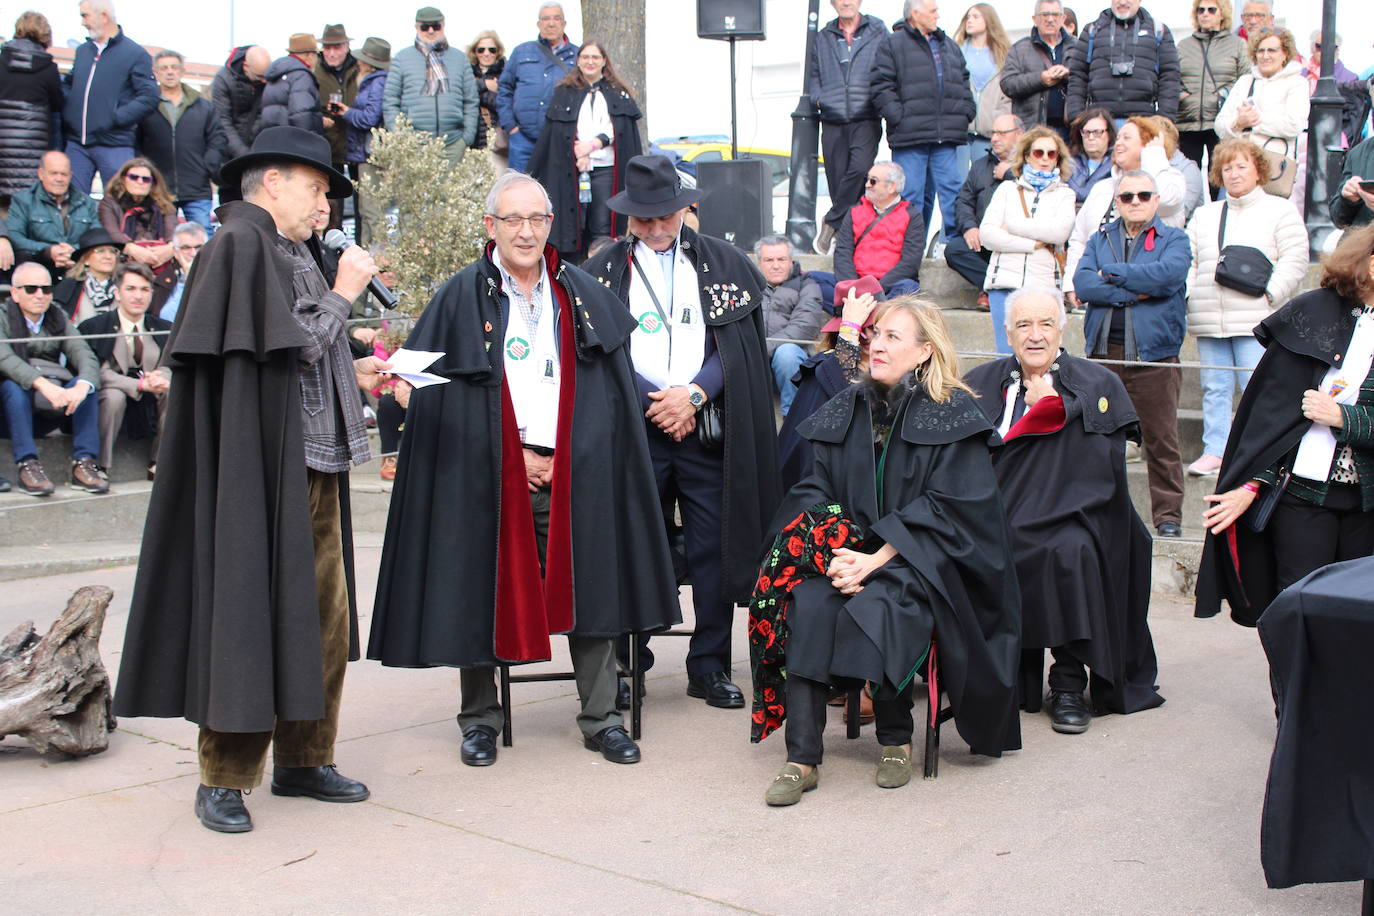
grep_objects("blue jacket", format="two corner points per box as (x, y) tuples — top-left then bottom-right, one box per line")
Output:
(1075, 216), (1191, 363)
(343, 71), (387, 163)
(61, 27), (160, 148)
(1067, 154), (1112, 204)
(6, 180), (99, 261)
(383, 44), (478, 149)
(496, 37), (578, 138)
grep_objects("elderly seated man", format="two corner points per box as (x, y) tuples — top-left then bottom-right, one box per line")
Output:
(5, 151), (100, 272)
(832, 160), (923, 298)
(78, 263), (171, 479)
(755, 234), (826, 416)
(0, 262), (106, 496)
(965, 287), (1165, 734)
(1073, 169), (1191, 539)
(156, 222), (209, 322)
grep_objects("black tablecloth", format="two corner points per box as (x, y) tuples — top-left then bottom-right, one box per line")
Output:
(1259, 556), (1374, 889)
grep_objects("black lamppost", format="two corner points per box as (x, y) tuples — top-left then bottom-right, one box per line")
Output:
(1304, 0), (1342, 258)
(785, 0), (823, 252)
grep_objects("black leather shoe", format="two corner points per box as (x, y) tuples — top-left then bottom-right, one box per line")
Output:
(460, 725), (498, 767)
(195, 785), (252, 833)
(1046, 690), (1092, 734)
(615, 678), (647, 711)
(583, 725), (641, 764)
(270, 764), (370, 802)
(1155, 521), (1182, 538)
(687, 671), (745, 708)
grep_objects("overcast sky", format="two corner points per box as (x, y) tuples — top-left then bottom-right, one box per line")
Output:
(22, 0), (1371, 145)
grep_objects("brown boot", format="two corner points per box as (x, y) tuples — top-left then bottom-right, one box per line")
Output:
(70, 457), (110, 494)
(16, 458), (55, 497)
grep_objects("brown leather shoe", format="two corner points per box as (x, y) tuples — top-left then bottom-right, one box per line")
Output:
(70, 457), (110, 494)
(379, 455), (397, 481)
(16, 458), (55, 497)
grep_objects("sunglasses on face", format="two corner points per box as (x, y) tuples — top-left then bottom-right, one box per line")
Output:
(126, 173), (153, 184)
(1117, 190), (1154, 203)
(1196, 5), (1218, 13)
(865, 176), (886, 185)
(17, 284), (54, 295)
(475, 46), (498, 53)
(1030, 147), (1059, 160)
(1081, 127), (1108, 137)
(418, 22), (443, 31)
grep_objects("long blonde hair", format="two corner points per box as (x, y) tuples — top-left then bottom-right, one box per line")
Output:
(954, 3), (1012, 68)
(882, 296), (973, 404)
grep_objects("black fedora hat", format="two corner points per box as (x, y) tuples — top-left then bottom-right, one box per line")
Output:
(73, 226), (123, 261)
(219, 126), (353, 199)
(607, 155), (700, 218)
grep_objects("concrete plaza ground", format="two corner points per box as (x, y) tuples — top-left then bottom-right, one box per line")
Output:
(0, 541), (1362, 915)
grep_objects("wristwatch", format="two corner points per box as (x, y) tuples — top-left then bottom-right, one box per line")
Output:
(686, 385), (706, 409)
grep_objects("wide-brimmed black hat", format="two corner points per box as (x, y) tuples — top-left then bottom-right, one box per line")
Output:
(219, 126), (353, 199)
(73, 227), (122, 261)
(607, 155), (700, 218)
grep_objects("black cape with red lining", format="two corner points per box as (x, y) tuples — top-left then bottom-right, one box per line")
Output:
(528, 82), (642, 257)
(966, 353), (1164, 715)
(1195, 288), (1363, 626)
(775, 381), (1023, 756)
(367, 245), (680, 668)
(589, 226), (783, 603)
(114, 200), (360, 733)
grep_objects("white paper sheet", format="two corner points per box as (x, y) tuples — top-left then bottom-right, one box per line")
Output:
(386, 348), (449, 389)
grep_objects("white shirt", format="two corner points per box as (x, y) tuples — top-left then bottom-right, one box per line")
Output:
(493, 248), (560, 449)
(577, 86), (616, 170)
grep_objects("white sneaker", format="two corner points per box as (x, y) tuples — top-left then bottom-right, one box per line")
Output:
(1187, 454), (1223, 476)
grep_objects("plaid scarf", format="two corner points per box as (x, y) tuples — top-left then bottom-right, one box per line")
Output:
(416, 38), (450, 96)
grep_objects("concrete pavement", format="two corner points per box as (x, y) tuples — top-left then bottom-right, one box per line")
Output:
(0, 547), (1361, 915)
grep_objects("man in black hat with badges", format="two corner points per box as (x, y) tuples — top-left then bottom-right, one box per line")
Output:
(114, 126), (391, 834)
(588, 154), (782, 709)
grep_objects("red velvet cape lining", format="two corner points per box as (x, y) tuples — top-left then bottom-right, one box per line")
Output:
(493, 261), (578, 662)
(1002, 394), (1066, 442)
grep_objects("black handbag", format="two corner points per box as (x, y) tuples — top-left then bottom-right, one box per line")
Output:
(696, 399), (724, 452)
(1246, 466), (1290, 533)
(1214, 202), (1274, 299)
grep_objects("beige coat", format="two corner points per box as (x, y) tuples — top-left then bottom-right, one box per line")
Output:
(1214, 62), (1309, 159)
(979, 176), (1077, 291)
(1185, 186), (1308, 338)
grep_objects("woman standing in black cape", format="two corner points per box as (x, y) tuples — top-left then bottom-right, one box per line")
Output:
(1197, 224), (1374, 626)
(750, 298), (1022, 807)
(528, 40), (642, 261)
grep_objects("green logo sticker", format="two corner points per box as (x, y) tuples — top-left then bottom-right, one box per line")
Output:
(637, 311), (663, 333)
(505, 337), (531, 360)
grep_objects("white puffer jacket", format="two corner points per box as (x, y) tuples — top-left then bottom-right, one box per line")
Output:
(1214, 61), (1310, 159)
(1185, 186), (1308, 338)
(979, 175), (1076, 291)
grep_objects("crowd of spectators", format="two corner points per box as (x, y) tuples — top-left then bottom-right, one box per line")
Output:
(0, 0), (1373, 516)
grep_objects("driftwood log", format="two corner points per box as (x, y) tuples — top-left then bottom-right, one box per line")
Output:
(0, 585), (117, 756)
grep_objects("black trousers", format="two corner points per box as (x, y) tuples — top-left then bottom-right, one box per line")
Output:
(1047, 646), (1089, 693)
(943, 234), (992, 290)
(820, 118), (882, 230)
(583, 166), (614, 253)
(1271, 485), (1374, 594)
(621, 428), (733, 677)
(1177, 129), (1219, 171)
(784, 674), (916, 766)
(376, 393), (404, 454)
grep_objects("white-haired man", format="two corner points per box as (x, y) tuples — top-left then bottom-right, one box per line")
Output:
(833, 160), (923, 295)
(965, 286), (1164, 736)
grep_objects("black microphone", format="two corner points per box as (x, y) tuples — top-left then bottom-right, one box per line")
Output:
(322, 229), (398, 309)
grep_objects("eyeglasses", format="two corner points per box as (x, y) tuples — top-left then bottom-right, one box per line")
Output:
(491, 214), (551, 230)
(865, 176), (887, 186)
(1035, 11), (1065, 17)
(1029, 147), (1060, 160)
(126, 173), (153, 184)
(475, 46), (498, 53)
(17, 284), (54, 295)
(580, 53), (604, 61)
(417, 22), (443, 31)
(1196, 6), (1218, 13)
(1081, 127), (1109, 137)
(1116, 190), (1155, 203)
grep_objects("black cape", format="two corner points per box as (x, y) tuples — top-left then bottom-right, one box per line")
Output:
(966, 354), (1164, 714)
(589, 227), (783, 602)
(776, 382), (1023, 756)
(368, 246), (680, 668)
(1258, 556), (1374, 888)
(114, 201), (360, 733)
(1195, 288), (1363, 626)
(777, 350), (849, 494)
(528, 82), (643, 257)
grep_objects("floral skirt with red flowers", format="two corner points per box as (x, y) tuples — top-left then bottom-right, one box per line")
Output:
(748, 503), (866, 743)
